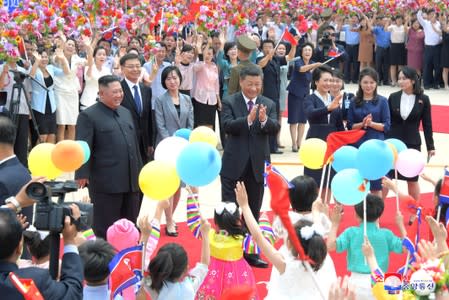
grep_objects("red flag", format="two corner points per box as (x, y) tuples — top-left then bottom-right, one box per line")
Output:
(185, 2), (201, 22)
(17, 36), (28, 61)
(266, 164), (311, 263)
(282, 28), (298, 46)
(323, 130), (366, 165)
(109, 244), (143, 300)
(9, 273), (44, 300)
(327, 49), (341, 57)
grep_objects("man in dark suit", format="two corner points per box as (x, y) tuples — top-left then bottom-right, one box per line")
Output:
(75, 75), (143, 239)
(221, 65), (280, 268)
(119, 53), (153, 163)
(0, 207), (83, 299)
(0, 116), (32, 227)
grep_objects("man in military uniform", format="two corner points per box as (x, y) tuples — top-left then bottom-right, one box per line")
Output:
(227, 36), (259, 96)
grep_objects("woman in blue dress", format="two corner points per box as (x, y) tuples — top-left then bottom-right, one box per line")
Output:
(287, 42), (322, 152)
(347, 67), (391, 197)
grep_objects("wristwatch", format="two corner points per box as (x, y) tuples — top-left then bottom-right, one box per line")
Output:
(4, 196), (21, 213)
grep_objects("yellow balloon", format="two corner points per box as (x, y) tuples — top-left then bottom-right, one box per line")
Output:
(28, 143), (63, 180)
(299, 138), (327, 170)
(189, 126), (218, 147)
(139, 161), (180, 201)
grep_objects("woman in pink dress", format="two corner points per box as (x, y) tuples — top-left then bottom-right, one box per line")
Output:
(191, 41), (221, 129)
(406, 18), (425, 76)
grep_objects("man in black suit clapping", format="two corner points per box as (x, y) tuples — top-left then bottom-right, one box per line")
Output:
(220, 65), (280, 268)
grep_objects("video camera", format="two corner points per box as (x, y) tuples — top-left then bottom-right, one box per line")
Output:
(26, 181), (93, 233)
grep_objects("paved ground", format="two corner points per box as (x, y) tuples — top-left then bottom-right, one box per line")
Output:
(64, 83), (449, 223)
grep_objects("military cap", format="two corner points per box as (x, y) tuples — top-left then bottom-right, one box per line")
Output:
(236, 35), (257, 53)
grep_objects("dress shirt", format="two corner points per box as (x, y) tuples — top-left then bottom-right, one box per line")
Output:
(417, 11), (442, 45)
(124, 77), (142, 110)
(313, 90), (332, 122)
(388, 25), (406, 43)
(143, 60), (171, 106)
(191, 62), (219, 105)
(342, 25), (360, 45)
(372, 27), (391, 48)
(400, 92), (415, 120)
(242, 93), (267, 127)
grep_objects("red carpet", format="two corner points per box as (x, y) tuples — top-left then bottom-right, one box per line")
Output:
(283, 104), (449, 134)
(155, 193), (434, 298)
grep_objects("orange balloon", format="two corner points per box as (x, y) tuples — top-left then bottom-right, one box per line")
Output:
(51, 140), (85, 172)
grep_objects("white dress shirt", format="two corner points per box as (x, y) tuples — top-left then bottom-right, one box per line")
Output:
(400, 92), (415, 120)
(125, 77), (142, 109)
(242, 93), (267, 127)
(417, 11), (442, 45)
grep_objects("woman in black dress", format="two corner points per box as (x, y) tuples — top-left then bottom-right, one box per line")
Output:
(386, 66), (435, 201)
(303, 65), (344, 199)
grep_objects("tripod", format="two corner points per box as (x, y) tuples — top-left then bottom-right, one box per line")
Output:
(8, 70), (48, 144)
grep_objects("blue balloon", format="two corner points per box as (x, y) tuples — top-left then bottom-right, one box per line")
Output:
(385, 138), (407, 153)
(174, 128), (192, 141)
(176, 142), (222, 186)
(332, 146), (358, 172)
(331, 168), (370, 205)
(77, 140), (91, 164)
(356, 140), (394, 180)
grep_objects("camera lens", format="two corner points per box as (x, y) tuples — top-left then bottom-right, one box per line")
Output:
(26, 182), (50, 202)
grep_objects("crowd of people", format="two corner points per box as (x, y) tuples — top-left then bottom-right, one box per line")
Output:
(0, 6), (448, 300)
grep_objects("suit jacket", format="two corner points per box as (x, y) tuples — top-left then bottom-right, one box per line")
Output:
(386, 91), (434, 150)
(120, 79), (153, 163)
(221, 93), (280, 182)
(0, 252), (83, 300)
(0, 157), (33, 220)
(227, 60), (258, 96)
(154, 91), (194, 146)
(75, 102), (142, 193)
(304, 93), (345, 140)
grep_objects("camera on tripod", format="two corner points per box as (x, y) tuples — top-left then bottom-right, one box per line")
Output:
(26, 181), (93, 232)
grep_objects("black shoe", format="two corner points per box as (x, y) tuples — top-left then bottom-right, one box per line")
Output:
(344, 80), (350, 84)
(165, 227), (178, 237)
(434, 85), (440, 90)
(244, 253), (269, 268)
(271, 150), (283, 154)
(424, 85), (432, 90)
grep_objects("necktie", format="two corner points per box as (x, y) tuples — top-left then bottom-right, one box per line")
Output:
(133, 85), (142, 115)
(247, 100), (254, 112)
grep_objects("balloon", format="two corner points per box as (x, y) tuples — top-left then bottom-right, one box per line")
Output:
(176, 142), (222, 186)
(384, 138), (407, 153)
(139, 161), (180, 200)
(189, 126), (218, 147)
(331, 168), (370, 205)
(77, 140), (91, 164)
(154, 136), (189, 163)
(28, 143), (62, 180)
(51, 140), (85, 172)
(356, 140), (394, 180)
(332, 146), (358, 172)
(385, 142), (398, 164)
(174, 128), (192, 141)
(299, 138), (327, 169)
(409, 269), (435, 296)
(395, 149), (425, 178)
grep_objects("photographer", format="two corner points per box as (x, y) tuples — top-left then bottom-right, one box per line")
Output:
(0, 204), (83, 299)
(314, 26), (347, 71)
(0, 60), (31, 167)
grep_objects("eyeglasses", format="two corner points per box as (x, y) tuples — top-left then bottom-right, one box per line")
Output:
(124, 65), (141, 69)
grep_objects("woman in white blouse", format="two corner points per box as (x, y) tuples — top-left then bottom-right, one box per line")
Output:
(385, 66), (435, 201)
(387, 15), (407, 86)
(53, 38), (86, 141)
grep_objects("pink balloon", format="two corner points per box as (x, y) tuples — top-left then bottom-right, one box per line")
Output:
(395, 149), (425, 178)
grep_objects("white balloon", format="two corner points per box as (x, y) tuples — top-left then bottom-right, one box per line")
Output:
(154, 136), (189, 164)
(409, 269), (435, 296)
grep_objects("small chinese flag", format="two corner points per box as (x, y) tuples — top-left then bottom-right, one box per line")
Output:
(9, 273), (44, 300)
(282, 29), (298, 46)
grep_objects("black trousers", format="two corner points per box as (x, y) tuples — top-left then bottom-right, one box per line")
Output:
(14, 114), (29, 168)
(221, 161), (264, 222)
(423, 44), (442, 88)
(344, 44), (360, 83)
(89, 191), (142, 239)
(375, 46), (390, 84)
